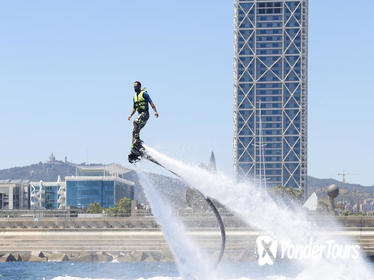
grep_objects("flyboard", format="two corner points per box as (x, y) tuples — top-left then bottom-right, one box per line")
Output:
(128, 141), (226, 267)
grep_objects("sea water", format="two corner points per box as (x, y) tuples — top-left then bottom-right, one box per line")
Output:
(0, 261), (305, 280)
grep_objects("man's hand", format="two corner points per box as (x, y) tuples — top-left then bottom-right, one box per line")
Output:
(128, 108), (135, 120)
(150, 101), (158, 118)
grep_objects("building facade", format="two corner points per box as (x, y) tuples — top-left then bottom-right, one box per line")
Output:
(0, 164), (135, 211)
(233, 0), (308, 191)
(0, 180), (30, 210)
(65, 177), (133, 209)
(66, 165), (135, 209)
(29, 179), (66, 210)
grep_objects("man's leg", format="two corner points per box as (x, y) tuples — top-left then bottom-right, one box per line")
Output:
(132, 121), (138, 145)
(132, 112), (149, 147)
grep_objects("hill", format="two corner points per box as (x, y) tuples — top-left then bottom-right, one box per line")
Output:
(0, 160), (373, 203)
(0, 160), (77, 182)
(307, 176), (374, 201)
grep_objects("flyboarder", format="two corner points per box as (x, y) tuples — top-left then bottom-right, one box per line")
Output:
(126, 82), (226, 265)
(128, 81), (158, 162)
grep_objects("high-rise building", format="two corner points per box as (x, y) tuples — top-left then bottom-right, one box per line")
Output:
(233, 0), (308, 191)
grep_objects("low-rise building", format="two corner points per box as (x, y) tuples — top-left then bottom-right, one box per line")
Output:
(29, 177), (66, 210)
(65, 164), (135, 209)
(0, 179), (30, 209)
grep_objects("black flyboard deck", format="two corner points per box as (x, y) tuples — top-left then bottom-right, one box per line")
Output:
(129, 145), (226, 267)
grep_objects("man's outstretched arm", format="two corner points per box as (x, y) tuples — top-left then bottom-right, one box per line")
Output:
(150, 101), (159, 118)
(128, 108), (136, 120)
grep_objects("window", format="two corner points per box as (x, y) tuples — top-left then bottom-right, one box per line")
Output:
(257, 2), (282, 14)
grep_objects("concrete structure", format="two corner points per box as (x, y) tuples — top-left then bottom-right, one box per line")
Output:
(76, 163), (132, 178)
(0, 180), (30, 210)
(29, 177), (66, 210)
(328, 184), (339, 214)
(233, 0), (308, 191)
(66, 164), (135, 209)
(0, 216), (374, 262)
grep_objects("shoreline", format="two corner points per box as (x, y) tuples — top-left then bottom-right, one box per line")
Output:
(1, 216), (374, 262)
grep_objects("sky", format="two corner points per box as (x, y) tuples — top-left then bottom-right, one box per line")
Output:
(0, 0), (373, 186)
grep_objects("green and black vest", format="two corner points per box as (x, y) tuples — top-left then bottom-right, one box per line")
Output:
(134, 89), (148, 113)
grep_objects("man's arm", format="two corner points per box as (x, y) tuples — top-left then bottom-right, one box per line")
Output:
(128, 108), (136, 120)
(150, 101), (159, 118)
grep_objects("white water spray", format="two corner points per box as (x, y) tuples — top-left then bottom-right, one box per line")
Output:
(145, 145), (312, 242)
(144, 145), (374, 280)
(135, 167), (214, 280)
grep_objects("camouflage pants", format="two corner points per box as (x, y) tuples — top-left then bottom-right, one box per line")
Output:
(133, 111), (149, 141)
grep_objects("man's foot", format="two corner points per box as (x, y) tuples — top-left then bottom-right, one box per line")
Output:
(128, 152), (140, 164)
(128, 139), (144, 164)
(133, 139), (144, 148)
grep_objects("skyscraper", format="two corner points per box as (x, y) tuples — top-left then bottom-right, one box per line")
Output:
(233, 0), (308, 191)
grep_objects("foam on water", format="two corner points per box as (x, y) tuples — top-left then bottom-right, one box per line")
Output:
(144, 145), (374, 280)
(50, 277), (274, 280)
(136, 278), (181, 280)
(135, 168), (214, 280)
(51, 277), (181, 280)
(51, 276), (289, 280)
(52, 277), (116, 280)
(51, 275), (296, 280)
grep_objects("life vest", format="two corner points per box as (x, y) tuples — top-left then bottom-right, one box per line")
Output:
(134, 89), (148, 113)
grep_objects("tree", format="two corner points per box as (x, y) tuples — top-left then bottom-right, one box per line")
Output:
(86, 202), (103, 214)
(106, 198), (132, 217)
(268, 185), (303, 205)
(317, 200), (329, 213)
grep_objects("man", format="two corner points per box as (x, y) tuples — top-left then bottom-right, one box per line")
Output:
(128, 81), (159, 150)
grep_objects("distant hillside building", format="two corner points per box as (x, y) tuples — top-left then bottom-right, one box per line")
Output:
(49, 153), (56, 162)
(65, 164), (135, 209)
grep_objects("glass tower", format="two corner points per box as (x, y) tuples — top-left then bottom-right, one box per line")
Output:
(233, 0), (308, 191)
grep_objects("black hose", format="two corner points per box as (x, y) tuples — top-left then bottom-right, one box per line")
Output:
(202, 195), (226, 267)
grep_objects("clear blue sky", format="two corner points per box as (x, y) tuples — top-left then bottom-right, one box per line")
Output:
(0, 1), (373, 186)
